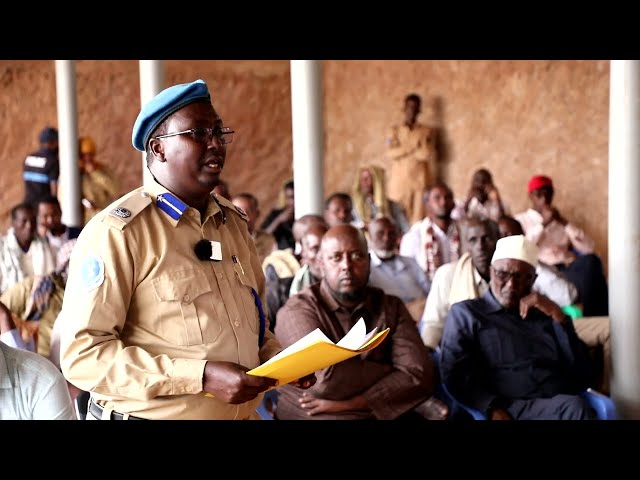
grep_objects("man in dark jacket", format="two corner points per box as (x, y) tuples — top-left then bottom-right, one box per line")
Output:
(440, 234), (595, 420)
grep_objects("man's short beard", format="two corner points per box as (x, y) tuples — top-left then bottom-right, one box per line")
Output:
(333, 289), (366, 304)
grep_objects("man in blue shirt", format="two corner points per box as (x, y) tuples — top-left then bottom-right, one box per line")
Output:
(23, 127), (60, 210)
(440, 234), (595, 420)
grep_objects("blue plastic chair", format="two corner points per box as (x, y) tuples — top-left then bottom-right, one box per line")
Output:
(256, 389), (279, 420)
(433, 350), (617, 420)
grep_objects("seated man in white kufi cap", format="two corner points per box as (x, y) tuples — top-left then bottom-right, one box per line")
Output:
(439, 234), (596, 420)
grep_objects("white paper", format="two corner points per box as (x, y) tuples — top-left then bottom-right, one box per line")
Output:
(260, 318), (379, 369)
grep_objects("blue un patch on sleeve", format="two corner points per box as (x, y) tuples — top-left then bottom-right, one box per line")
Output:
(80, 254), (105, 292)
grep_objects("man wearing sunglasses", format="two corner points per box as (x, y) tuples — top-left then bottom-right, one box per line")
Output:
(439, 234), (595, 420)
(59, 79), (314, 420)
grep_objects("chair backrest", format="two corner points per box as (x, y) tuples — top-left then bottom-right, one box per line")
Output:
(582, 389), (618, 420)
(432, 349), (617, 420)
(256, 389), (279, 420)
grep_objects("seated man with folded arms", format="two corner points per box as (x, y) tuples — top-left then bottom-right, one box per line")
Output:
(440, 235), (595, 420)
(274, 224), (436, 420)
(367, 216), (430, 322)
(515, 175), (608, 316)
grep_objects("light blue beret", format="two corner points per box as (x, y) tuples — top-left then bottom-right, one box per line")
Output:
(131, 79), (211, 151)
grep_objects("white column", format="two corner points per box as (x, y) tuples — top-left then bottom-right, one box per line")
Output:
(139, 61), (165, 185)
(609, 60), (640, 418)
(290, 60), (324, 218)
(55, 60), (82, 228)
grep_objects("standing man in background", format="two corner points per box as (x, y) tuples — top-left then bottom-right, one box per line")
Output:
(23, 127), (60, 210)
(386, 94), (437, 224)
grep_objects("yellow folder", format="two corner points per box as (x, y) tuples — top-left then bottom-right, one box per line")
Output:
(247, 318), (390, 387)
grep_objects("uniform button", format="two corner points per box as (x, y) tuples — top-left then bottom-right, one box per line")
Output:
(234, 321), (240, 327)
(217, 272), (223, 279)
(185, 386), (192, 393)
(183, 294), (190, 302)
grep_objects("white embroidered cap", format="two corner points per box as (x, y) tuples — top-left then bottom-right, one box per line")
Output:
(491, 234), (539, 268)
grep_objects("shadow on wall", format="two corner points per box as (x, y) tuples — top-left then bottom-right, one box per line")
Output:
(427, 95), (452, 183)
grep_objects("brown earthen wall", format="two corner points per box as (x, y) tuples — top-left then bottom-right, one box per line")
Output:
(0, 60), (609, 271)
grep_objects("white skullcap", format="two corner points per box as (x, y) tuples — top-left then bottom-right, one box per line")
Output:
(491, 234), (539, 268)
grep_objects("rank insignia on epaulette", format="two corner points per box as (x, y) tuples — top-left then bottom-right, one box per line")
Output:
(235, 206), (248, 218)
(102, 190), (152, 231)
(112, 207), (132, 218)
(157, 192), (188, 220)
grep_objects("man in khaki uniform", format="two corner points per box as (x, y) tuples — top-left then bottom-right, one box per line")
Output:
(386, 93), (437, 225)
(59, 79), (314, 420)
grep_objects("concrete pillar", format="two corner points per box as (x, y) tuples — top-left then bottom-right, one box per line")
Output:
(55, 60), (82, 228)
(139, 61), (165, 185)
(608, 60), (640, 418)
(290, 60), (324, 218)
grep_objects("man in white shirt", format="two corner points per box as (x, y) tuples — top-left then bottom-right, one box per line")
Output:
(399, 182), (460, 281)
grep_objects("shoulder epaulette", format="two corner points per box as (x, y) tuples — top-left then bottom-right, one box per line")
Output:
(102, 190), (153, 231)
(214, 194), (249, 222)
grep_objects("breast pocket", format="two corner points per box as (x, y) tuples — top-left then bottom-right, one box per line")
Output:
(477, 327), (518, 367)
(231, 261), (261, 335)
(152, 269), (221, 346)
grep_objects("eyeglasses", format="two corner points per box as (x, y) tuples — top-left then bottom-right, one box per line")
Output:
(491, 267), (535, 284)
(154, 126), (234, 145)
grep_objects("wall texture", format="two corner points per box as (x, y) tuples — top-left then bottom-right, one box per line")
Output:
(0, 60), (609, 271)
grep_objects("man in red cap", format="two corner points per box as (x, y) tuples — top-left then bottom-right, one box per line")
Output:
(515, 174), (609, 317)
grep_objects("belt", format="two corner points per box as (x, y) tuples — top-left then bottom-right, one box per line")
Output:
(88, 398), (146, 420)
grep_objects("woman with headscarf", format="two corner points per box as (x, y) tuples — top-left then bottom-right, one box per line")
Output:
(351, 165), (410, 234)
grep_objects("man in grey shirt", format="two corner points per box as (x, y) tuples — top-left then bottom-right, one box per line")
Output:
(367, 217), (430, 322)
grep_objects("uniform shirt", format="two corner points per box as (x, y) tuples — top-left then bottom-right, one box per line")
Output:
(59, 180), (282, 420)
(439, 290), (592, 413)
(419, 259), (579, 350)
(274, 281), (433, 420)
(385, 122), (436, 223)
(0, 341), (75, 420)
(22, 148), (59, 209)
